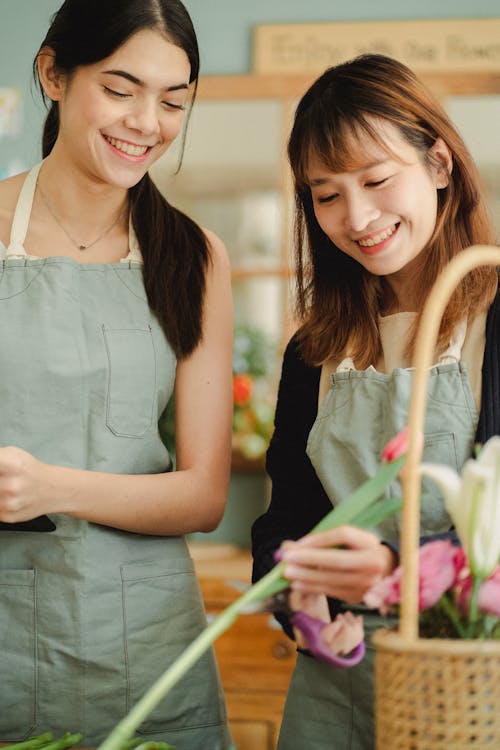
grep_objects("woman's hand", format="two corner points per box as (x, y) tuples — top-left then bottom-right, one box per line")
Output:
(281, 526), (398, 604)
(320, 612), (364, 656)
(0, 446), (49, 522)
(288, 589), (364, 656)
(288, 589), (330, 649)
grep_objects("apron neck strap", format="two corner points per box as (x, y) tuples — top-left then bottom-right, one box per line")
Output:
(438, 317), (467, 364)
(337, 356), (356, 372)
(124, 213), (143, 264)
(7, 162), (43, 257)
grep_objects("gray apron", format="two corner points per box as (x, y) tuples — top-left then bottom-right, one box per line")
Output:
(277, 326), (478, 750)
(0, 163), (233, 749)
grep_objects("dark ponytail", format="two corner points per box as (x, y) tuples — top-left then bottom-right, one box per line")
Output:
(130, 175), (209, 357)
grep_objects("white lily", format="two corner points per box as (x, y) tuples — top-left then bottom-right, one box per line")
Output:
(420, 436), (500, 579)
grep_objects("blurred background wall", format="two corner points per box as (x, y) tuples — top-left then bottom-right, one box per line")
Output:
(1, 0), (499, 171)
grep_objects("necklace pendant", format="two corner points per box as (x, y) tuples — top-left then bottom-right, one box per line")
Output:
(79, 245), (87, 251)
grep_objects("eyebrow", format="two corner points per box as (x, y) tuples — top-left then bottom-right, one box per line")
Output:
(103, 69), (189, 92)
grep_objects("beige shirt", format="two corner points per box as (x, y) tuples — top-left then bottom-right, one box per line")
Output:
(319, 311), (486, 411)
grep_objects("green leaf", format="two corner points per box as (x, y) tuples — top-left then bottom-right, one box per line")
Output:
(353, 492), (431, 531)
(311, 456), (405, 533)
(353, 497), (403, 529)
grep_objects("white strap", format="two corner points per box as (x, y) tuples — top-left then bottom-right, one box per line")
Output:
(336, 356), (356, 372)
(7, 162), (43, 257)
(121, 214), (143, 264)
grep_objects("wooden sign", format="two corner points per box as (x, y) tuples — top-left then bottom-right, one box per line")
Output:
(253, 18), (500, 75)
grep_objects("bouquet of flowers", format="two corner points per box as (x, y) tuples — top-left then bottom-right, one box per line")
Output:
(365, 432), (500, 641)
(232, 325), (276, 466)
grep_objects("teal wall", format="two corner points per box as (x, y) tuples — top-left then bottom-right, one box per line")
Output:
(1, 0), (500, 172)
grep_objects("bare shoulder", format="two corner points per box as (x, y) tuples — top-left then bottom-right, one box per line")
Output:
(0, 172), (29, 246)
(202, 227), (231, 275)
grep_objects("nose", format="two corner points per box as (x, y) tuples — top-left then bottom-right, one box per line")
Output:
(344, 190), (381, 233)
(124, 99), (160, 137)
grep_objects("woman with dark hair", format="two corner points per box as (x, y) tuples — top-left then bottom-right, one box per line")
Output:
(252, 54), (499, 749)
(0, 1), (233, 747)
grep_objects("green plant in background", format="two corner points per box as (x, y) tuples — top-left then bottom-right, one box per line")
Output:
(232, 324), (277, 464)
(233, 323), (276, 378)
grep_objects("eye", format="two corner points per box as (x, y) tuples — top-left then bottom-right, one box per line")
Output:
(316, 193), (339, 205)
(103, 86), (130, 99)
(162, 101), (186, 112)
(365, 176), (391, 188)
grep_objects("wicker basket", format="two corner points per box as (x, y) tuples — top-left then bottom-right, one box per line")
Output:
(374, 631), (500, 749)
(373, 246), (500, 750)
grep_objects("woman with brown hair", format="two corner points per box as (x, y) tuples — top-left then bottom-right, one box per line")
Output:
(252, 53), (498, 749)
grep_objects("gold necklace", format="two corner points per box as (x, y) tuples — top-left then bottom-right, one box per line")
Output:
(38, 182), (126, 251)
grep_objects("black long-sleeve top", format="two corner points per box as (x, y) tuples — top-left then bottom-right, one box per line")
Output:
(251, 291), (500, 639)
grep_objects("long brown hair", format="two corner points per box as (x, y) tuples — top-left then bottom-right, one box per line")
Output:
(35, 0), (208, 358)
(288, 53), (497, 367)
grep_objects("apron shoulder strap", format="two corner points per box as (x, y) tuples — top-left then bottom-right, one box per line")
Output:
(8, 162), (43, 257)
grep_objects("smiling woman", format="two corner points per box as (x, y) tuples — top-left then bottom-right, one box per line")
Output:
(251, 53), (499, 750)
(0, 1), (233, 748)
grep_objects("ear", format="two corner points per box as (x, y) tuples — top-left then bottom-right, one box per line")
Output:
(37, 47), (66, 101)
(429, 137), (453, 189)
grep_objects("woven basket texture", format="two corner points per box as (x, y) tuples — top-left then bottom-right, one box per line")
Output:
(374, 629), (500, 749)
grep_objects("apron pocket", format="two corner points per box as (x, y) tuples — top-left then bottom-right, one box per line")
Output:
(419, 431), (458, 535)
(121, 560), (223, 734)
(103, 324), (157, 438)
(0, 569), (37, 740)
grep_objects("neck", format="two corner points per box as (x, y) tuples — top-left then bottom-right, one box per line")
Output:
(37, 158), (129, 250)
(38, 155), (129, 226)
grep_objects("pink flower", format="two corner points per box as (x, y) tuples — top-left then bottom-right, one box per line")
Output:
(418, 541), (466, 610)
(381, 427), (423, 463)
(479, 567), (500, 616)
(364, 567), (402, 615)
(381, 428), (409, 463)
(364, 540), (466, 614)
(458, 566), (500, 617)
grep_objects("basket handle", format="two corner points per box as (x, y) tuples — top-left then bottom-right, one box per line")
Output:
(399, 244), (500, 641)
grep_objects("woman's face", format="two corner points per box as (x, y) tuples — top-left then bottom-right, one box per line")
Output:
(307, 119), (451, 297)
(47, 28), (191, 189)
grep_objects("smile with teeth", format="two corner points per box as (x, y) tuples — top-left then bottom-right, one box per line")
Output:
(358, 224), (398, 247)
(104, 135), (150, 157)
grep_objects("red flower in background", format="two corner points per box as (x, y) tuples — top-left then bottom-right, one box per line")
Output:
(233, 373), (253, 406)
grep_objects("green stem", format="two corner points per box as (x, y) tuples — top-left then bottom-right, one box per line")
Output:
(1, 733), (54, 750)
(438, 593), (467, 638)
(98, 562), (288, 750)
(39, 734), (83, 750)
(466, 575), (484, 639)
